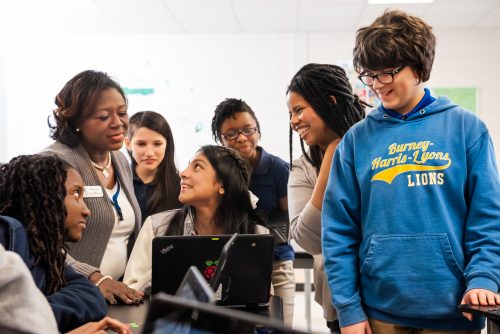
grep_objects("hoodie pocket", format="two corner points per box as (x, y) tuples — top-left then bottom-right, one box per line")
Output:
(360, 234), (465, 319)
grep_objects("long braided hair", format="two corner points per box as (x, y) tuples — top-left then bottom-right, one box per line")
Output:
(166, 145), (263, 235)
(287, 63), (367, 171)
(0, 154), (70, 294)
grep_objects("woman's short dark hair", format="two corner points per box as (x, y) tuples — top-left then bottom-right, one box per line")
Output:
(211, 98), (261, 144)
(0, 154), (71, 294)
(166, 145), (262, 235)
(353, 9), (436, 83)
(48, 70), (127, 147)
(287, 63), (366, 170)
(127, 111), (181, 214)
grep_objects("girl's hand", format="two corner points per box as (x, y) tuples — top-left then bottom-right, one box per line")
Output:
(90, 272), (144, 305)
(341, 320), (372, 334)
(66, 316), (131, 334)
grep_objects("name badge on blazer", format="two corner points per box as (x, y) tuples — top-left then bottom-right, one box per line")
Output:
(84, 186), (104, 198)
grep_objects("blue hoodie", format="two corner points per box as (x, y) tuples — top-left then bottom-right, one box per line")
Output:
(322, 96), (500, 330)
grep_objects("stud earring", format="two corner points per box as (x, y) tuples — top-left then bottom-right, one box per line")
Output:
(76, 128), (80, 132)
(219, 188), (225, 195)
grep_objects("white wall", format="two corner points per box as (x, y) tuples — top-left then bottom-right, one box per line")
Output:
(1, 29), (500, 166)
(1, 33), (306, 168)
(0, 33), (6, 161)
(307, 29), (500, 160)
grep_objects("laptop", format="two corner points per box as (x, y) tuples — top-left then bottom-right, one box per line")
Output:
(152, 233), (274, 308)
(142, 292), (310, 334)
(176, 266), (215, 304)
(210, 233), (238, 294)
(458, 304), (500, 321)
(256, 209), (290, 245)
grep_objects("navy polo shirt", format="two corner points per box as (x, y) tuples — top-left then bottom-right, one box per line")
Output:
(132, 172), (154, 225)
(250, 147), (295, 261)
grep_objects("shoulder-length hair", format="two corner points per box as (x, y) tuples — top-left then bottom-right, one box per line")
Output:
(48, 70), (127, 147)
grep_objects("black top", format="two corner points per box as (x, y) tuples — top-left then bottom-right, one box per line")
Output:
(133, 173), (155, 225)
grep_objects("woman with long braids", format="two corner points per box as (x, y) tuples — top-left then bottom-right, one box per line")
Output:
(286, 63), (366, 333)
(123, 145), (268, 291)
(0, 154), (108, 333)
(44, 70), (144, 305)
(125, 111), (181, 224)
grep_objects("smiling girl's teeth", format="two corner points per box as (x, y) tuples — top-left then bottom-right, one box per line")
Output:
(298, 126), (310, 135)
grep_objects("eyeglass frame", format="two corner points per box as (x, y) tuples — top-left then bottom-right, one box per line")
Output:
(221, 127), (259, 140)
(358, 65), (406, 86)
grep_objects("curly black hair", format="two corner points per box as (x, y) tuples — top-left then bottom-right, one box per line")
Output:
(211, 98), (261, 144)
(287, 63), (367, 171)
(0, 154), (71, 294)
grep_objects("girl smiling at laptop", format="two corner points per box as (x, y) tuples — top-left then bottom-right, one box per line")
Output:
(123, 145), (268, 292)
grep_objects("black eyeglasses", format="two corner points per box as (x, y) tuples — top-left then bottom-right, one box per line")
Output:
(358, 66), (406, 86)
(221, 127), (258, 140)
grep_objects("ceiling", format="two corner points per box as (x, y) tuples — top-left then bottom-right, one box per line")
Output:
(0, 0), (499, 34)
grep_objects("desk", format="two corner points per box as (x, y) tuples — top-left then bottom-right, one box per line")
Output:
(108, 295), (283, 334)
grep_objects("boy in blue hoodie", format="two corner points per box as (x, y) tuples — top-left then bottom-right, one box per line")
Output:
(322, 9), (500, 334)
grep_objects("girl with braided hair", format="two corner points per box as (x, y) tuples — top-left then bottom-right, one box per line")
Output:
(0, 154), (109, 333)
(211, 98), (296, 327)
(286, 63), (366, 333)
(123, 145), (267, 291)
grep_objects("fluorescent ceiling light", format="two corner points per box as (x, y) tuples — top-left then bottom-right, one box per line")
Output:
(368, 0), (434, 4)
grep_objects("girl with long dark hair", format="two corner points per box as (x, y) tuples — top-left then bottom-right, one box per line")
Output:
(125, 111), (181, 224)
(124, 145), (267, 291)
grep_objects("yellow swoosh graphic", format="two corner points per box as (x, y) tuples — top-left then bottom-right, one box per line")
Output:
(371, 160), (451, 184)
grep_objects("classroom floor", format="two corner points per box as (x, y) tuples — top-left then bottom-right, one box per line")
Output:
(292, 290), (329, 333)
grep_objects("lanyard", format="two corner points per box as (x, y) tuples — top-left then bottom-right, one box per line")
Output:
(110, 180), (124, 221)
